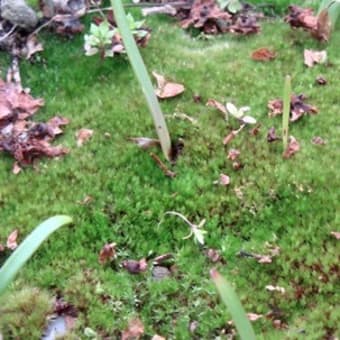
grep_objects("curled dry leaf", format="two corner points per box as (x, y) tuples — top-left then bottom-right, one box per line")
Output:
(152, 72), (185, 99)
(227, 148), (240, 161)
(251, 47), (277, 61)
(304, 49), (327, 68)
(283, 136), (300, 159)
(76, 128), (93, 147)
(99, 242), (116, 264)
(6, 229), (18, 250)
(122, 318), (144, 340)
(311, 136), (326, 145)
(206, 99), (227, 114)
(128, 137), (160, 150)
(330, 231), (340, 240)
(265, 285), (286, 294)
(122, 258), (148, 274)
(247, 313), (263, 321)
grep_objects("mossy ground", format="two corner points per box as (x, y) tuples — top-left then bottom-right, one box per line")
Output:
(0, 10), (339, 340)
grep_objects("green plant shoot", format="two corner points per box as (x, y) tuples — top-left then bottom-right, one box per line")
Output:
(210, 269), (256, 340)
(0, 215), (72, 295)
(110, 0), (172, 161)
(282, 75), (291, 151)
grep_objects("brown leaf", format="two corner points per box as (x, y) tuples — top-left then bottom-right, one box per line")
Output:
(122, 258), (148, 274)
(6, 229), (18, 250)
(247, 313), (263, 321)
(315, 75), (327, 85)
(12, 162), (22, 175)
(153, 72), (184, 99)
(311, 9), (331, 42)
(283, 136), (300, 159)
(251, 48), (277, 61)
(311, 136), (326, 145)
(267, 127), (279, 143)
(330, 231), (340, 240)
(227, 148), (240, 161)
(122, 318), (144, 340)
(206, 99), (227, 114)
(54, 296), (78, 317)
(217, 173), (230, 186)
(267, 99), (283, 117)
(76, 128), (93, 147)
(99, 243), (116, 264)
(128, 137), (160, 150)
(304, 49), (327, 68)
(204, 248), (222, 263)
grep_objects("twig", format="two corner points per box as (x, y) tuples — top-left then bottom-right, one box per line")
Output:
(142, 5), (177, 16)
(149, 152), (176, 178)
(0, 25), (17, 42)
(29, 18), (55, 38)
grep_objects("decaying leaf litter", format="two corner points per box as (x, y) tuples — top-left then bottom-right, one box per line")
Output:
(0, 0), (339, 339)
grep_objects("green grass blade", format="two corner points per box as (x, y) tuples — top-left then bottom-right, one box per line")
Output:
(111, 0), (172, 161)
(282, 75), (291, 151)
(210, 269), (256, 340)
(0, 215), (72, 295)
(319, 0), (340, 28)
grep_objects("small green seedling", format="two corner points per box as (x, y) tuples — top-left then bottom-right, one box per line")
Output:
(210, 269), (256, 340)
(84, 21), (115, 57)
(0, 215), (72, 295)
(282, 75), (291, 151)
(226, 103), (257, 125)
(162, 211), (207, 245)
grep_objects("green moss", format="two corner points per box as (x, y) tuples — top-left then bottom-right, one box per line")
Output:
(0, 15), (339, 339)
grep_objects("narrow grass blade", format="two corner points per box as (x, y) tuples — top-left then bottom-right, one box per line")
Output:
(111, 0), (172, 161)
(282, 75), (291, 151)
(210, 269), (256, 340)
(0, 215), (72, 295)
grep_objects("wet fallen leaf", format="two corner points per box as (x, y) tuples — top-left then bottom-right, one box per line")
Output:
(153, 72), (184, 99)
(304, 49), (327, 68)
(265, 285), (286, 294)
(283, 136), (300, 159)
(247, 313), (263, 321)
(6, 229), (18, 250)
(267, 127), (279, 143)
(76, 128), (93, 147)
(206, 99), (227, 114)
(330, 231), (340, 240)
(99, 242), (116, 264)
(128, 137), (160, 149)
(227, 148), (240, 161)
(251, 47), (276, 61)
(311, 136), (326, 145)
(121, 318), (144, 340)
(122, 258), (148, 274)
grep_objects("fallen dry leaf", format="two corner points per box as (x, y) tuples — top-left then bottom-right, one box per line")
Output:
(304, 49), (327, 68)
(312, 8), (331, 42)
(128, 137), (160, 150)
(153, 72), (184, 99)
(265, 285), (286, 294)
(217, 173), (230, 186)
(121, 318), (144, 340)
(311, 136), (326, 145)
(206, 99), (227, 114)
(122, 258), (148, 274)
(76, 128), (93, 147)
(315, 75), (327, 85)
(6, 229), (18, 250)
(330, 231), (340, 240)
(99, 243), (116, 264)
(267, 127), (279, 143)
(251, 47), (277, 61)
(247, 313), (263, 321)
(283, 136), (300, 159)
(54, 296), (78, 317)
(204, 248), (222, 263)
(227, 148), (240, 161)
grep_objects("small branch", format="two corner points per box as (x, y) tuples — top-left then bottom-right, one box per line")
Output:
(142, 5), (177, 16)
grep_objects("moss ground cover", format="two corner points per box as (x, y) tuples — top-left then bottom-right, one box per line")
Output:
(0, 10), (339, 339)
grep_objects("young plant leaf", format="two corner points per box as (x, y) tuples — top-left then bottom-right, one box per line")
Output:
(110, 0), (172, 161)
(0, 215), (72, 295)
(210, 269), (256, 340)
(282, 75), (291, 151)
